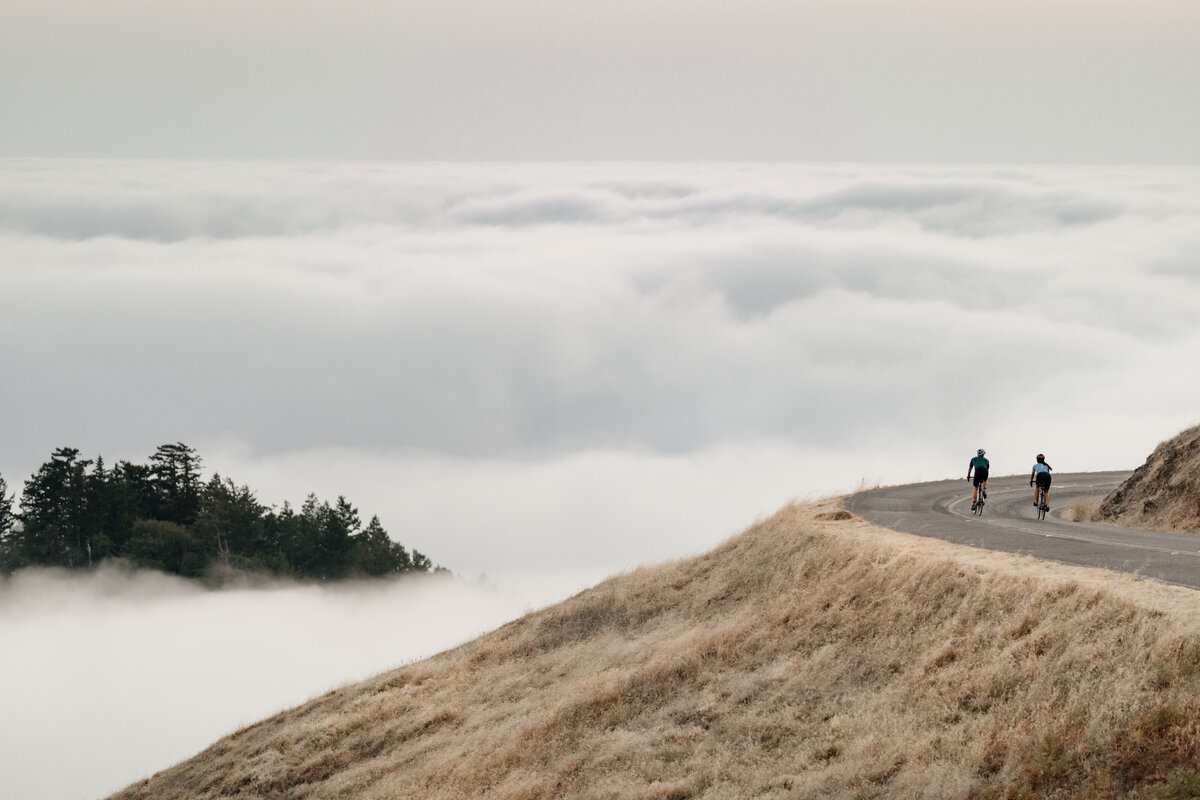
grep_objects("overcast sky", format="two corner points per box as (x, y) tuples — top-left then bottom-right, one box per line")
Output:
(4, 3), (1200, 799)
(3, 0), (1200, 162)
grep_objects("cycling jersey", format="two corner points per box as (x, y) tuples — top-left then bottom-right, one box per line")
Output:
(1031, 463), (1051, 475)
(970, 456), (990, 471)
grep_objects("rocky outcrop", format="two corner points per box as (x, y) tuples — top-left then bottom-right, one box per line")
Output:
(1100, 423), (1200, 532)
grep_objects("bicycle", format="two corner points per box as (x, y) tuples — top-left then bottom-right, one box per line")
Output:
(971, 484), (986, 515)
(1035, 485), (1048, 520)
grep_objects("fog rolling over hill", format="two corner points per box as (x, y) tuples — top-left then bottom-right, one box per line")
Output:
(110, 501), (1200, 799)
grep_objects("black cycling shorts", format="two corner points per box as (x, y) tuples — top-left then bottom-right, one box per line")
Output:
(972, 469), (989, 486)
(1034, 472), (1051, 488)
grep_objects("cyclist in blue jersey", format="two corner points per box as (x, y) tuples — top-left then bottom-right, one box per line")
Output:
(1030, 454), (1052, 507)
(967, 449), (989, 511)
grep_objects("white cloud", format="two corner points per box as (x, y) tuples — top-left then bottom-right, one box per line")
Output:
(2, 161), (1199, 471)
(197, 439), (888, 576)
(3, 160), (1200, 799)
(0, 566), (536, 800)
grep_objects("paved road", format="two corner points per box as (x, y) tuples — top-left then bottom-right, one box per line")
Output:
(844, 471), (1200, 591)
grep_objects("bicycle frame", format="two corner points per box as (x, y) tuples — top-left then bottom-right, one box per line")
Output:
(971, 478), (986, 515)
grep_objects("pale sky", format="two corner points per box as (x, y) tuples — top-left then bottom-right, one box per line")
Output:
(3, 0), (1200, 161)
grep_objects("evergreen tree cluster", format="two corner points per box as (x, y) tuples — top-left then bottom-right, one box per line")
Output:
(0, 444), (437, 581)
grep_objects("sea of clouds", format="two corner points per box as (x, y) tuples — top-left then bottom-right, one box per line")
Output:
(0, 565), (531, 800)
(2, 160), (1199, 798)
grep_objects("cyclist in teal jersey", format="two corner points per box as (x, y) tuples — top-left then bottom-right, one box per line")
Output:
(1030, 454), (1052, 506)
(967, 449), (989, 510)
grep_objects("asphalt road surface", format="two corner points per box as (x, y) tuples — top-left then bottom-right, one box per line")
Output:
(845, 471), (1200, 591)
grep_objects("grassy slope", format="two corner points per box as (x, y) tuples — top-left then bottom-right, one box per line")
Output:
(1101, 423), (1200, 533)
(110, 499), (1200, 800)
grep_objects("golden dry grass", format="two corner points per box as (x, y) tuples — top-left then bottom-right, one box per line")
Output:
(1069, 498), (1104, 523)
(1102, 422), (1200, 533)
(110, 498), (1200, 800)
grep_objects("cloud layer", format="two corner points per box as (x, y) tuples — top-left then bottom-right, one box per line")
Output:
(4, 162), (1200, 564)
(3, 160), (1200, 799)
(2, 162), (1198, 480)
(0, 565), (532, 800)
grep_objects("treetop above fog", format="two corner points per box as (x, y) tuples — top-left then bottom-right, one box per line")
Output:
(0, 443), (439, 582)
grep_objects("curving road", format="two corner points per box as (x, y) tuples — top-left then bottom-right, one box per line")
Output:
(844, 471), (1200, 590)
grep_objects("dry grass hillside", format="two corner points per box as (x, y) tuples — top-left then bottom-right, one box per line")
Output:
(110, 499), (1200, 800)
(1101, 423), (1200, 532)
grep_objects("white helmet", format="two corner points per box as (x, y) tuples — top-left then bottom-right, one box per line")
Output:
(977, 449), (986, 456)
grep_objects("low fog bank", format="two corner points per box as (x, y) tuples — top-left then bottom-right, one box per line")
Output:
(198, 428), (1187, 583)
(0, 563), (564, 800)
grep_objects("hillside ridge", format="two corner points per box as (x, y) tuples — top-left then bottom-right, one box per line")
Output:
(1101, 423), (1200, 532)
(110, 498), (1200, 799)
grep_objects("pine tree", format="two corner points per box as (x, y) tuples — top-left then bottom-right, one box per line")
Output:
(18, 447), (93, 568)
(4, 444), (445, 580)
(411, 549), (433, 572)
(194, 474), (266, 568)
(83, 456), (119, 563)
(0, 473), (16, 571)
(125, 518), (205, 577)
(150, 443), (202, 526)
(264, 501), (299, 576)
(312, 495), (358, 579)
(351, 515), (412, 576)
